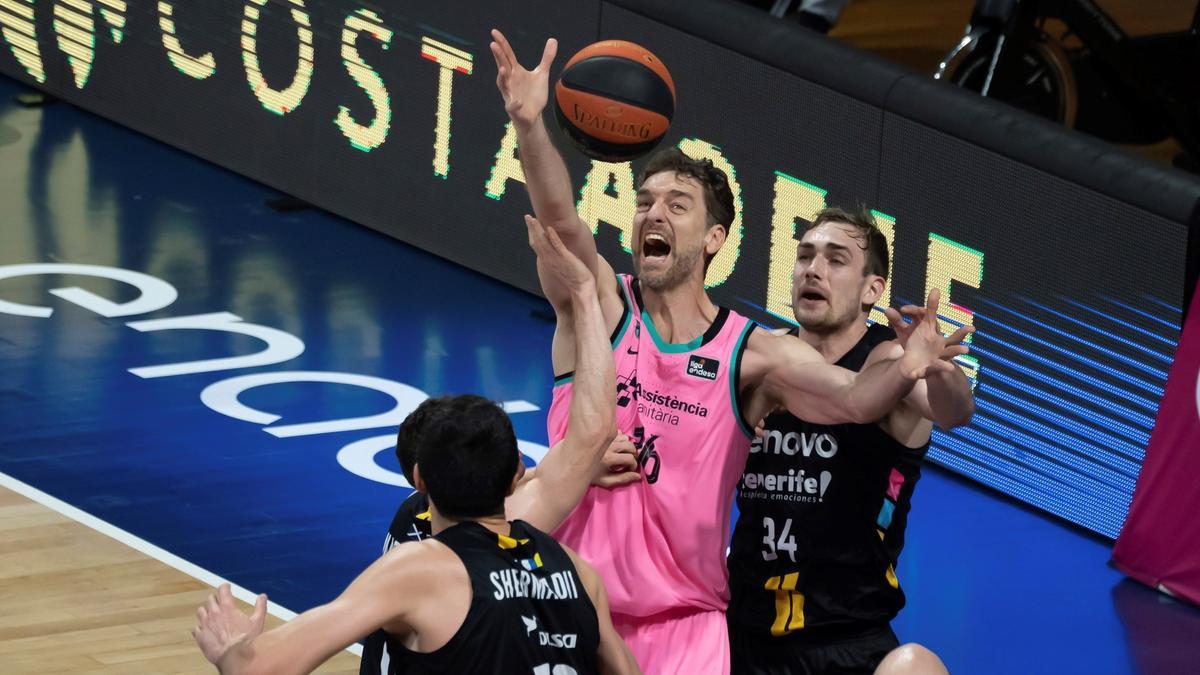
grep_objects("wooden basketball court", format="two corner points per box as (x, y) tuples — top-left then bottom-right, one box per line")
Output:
(0, 481), (360, 673)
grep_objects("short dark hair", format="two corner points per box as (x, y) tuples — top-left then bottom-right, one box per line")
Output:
(637, 147), (735, 231)
(807, 206), (890, 279)
(413, 394), (520, 520)
(395, 398), (446, 486)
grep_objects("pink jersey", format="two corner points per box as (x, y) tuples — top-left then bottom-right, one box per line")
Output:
(548, 273), (756, 618)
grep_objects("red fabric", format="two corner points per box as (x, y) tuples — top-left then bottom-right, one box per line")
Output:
(1112, 282), (1200, 607)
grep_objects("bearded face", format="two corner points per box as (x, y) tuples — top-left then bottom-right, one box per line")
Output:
(632, 171), (715, 291)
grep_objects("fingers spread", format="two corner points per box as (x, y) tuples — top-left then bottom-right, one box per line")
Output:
(489, 42), (507, 72)
(946, 325), (974, 345)
(538, 38), (558, 71)
(883, 307), (903, 326)
(251, 593), (268, 631)
(491, 29), (517, 68)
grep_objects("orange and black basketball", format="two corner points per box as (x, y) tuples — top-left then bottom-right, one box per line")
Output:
(553, 40), (675, 162)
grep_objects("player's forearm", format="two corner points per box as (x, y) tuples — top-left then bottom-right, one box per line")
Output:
(565, 280), (616, 451)
(843, 357), (919, 424)
(925, 365), (975, 429)
(599, 642), (642, 675)
(516, 119), (587, 232)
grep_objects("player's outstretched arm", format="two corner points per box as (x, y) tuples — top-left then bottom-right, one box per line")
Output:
(563, 548), (642, 675)
(489, 29), (602, 309)
(882, 292), (976, 429)
(750, 289), (970, 425)
(506, 216), (618, 531)
(194, 544), (448, 675)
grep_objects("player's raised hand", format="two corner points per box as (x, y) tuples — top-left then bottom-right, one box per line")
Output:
(893, 288), (972, 380)
(885, 298), (974, 368)
(192, 583), (267, 667)
(490, 29), (557, 130)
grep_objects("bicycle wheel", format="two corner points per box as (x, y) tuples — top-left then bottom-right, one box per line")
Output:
(947, 32), (1078, 127)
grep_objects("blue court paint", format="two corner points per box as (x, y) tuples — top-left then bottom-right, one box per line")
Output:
(1, 75), (1198, 673)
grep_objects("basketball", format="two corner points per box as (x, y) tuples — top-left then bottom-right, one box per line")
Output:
(553, 40), (676, 162)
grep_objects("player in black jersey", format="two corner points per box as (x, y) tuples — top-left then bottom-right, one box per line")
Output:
(360, 361), (639, 675)
(727, 207), (975, 674)
(193, 217), (640, 674)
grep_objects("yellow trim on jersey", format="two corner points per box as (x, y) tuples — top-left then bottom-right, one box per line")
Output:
(415, 511), (432, 521)
(877, 528), (899, 587)
(765, 573), (804, 636)
(496, 533), (531, 550)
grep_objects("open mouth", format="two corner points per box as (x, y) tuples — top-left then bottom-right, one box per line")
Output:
(642, 233), (671, 261)
(797, 288), (828, 304)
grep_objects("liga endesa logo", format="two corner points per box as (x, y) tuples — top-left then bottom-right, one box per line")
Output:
(0, 262), (550, 488)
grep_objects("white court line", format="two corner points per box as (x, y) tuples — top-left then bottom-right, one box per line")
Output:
(0, 471), (364, 658)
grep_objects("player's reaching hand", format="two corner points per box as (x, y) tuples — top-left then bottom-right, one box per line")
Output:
(490, 30), (557, 131)
(888, 288), (973, 379)
(193, 584), (267, 669)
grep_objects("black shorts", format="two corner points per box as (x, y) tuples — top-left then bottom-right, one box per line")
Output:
(728, 620), (900, 675)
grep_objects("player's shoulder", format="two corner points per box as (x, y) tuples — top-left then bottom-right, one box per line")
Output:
(381, 537), (463, 583)
(739, 326), (782, 376)
(744, 324), (818, 361)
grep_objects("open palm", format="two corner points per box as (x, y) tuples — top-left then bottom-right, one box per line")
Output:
(192, 584), (267, 666)
(490, 29), (557, 130)
(887, 288), (973, 379)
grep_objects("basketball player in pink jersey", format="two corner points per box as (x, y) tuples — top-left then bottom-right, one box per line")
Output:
(490, 30), (970, 674)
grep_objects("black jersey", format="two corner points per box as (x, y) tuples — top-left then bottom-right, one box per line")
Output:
(384, 491), (433, 552)
(387, 520), (601, 675)
(360, 492), (432, 675)
(727, 323), (928, 635)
